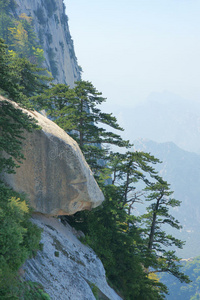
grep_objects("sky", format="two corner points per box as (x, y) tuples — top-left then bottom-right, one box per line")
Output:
(64, 1), (200, 111)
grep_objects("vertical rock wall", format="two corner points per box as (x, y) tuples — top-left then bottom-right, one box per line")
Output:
(14, 0), (80, 86)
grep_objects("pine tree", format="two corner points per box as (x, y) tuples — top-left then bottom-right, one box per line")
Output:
(66, 183), (166, 300)
(10, 57), (51, 99)
(0, 2), (15, 44)
(140, 176), (191, 283)
(0, 38), (50, 107)
(0, 38), (19, 100)
(0, 100), (38, 174)
(108, 150), (160, 212)
(34, 80), (131, 175)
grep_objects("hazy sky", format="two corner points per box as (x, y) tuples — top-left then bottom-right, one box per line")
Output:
(64, 0), (200, 109)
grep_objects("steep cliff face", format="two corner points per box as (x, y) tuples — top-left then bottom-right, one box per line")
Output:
(1, 2), (120, 298)
(14, 0), (80, 86)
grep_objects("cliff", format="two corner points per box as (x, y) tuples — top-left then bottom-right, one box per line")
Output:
(14, 0), (80, 86)
(0, 1), (123, 298)
(0, 97), (123, 298)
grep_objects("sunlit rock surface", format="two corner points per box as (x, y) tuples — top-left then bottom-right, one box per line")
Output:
(23, 214), (122, 300)
(1, 97), (104, 215)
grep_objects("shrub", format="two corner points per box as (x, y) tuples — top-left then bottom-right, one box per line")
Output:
(0, 184), (42, 298)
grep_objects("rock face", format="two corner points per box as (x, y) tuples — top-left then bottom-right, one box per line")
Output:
(14, 0), (80, 86)
(23, 214), (122, 300)
(1, 97), (104, 215)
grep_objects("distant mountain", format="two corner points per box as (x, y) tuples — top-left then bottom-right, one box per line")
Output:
(113, 91), (200, 154)
(134, 139), (200, 258)
(160, 256), (200, 300)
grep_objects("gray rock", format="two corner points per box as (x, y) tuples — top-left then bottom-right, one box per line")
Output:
(23, 214), (122, 300)
(14, 0), (80, 86)
(1, 97), (104, 215)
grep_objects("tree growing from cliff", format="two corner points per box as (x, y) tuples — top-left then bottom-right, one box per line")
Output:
(69, 149), (190, 298)
(0, 0), (16, 45)
(0, 1), (45, 67)
(108, 150), (190, 284)
(66, 183), (167, 300)
(0, 38), (20, 100)
(140, 176), (190, 284)
(34, 80), (131, 176)
(0, 38), (50, 106)
(10, 57), (51, 99)
(0, 100), (39, 174)
(108, 150), (160, 212)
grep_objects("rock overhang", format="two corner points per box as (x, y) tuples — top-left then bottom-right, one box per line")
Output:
(0, 96), (104, 215)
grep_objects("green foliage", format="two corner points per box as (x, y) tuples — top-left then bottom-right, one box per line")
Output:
(160, 256), (200, 300)
(0, 7), (14, 44)
(89, 283), (99, 299)
(65, 184), (167, 299)
(17, 281), (51, 300)
(140, 176), (190, 284)
(0, 5), (45, 66)
(0, 98), (46, 297)
(47, 48), (58, 77)
(35, 81), (129, 147)
(0, 280), (51, 300)
(0, 0), (16, 11)
(0, 38), (50, 106)
(0, 38), (20, 101)
(0, 38), (50, 185)
(10, 57), (51, 98)
(0, 184), (42, 299)
(0, 100), (39, 174)
(108, 150), (160, 210)
(34, 81), (131, 177)
(65, 147), (189, 297)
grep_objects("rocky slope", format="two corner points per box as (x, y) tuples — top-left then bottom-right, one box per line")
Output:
(23, 214), (122, 300)
(14, 0), (80, 86)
